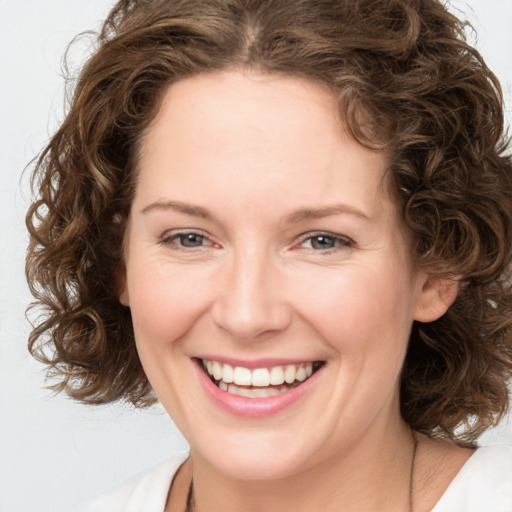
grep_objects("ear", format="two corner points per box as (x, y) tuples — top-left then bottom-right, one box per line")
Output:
(117, 266), (130, 307)
(413, 274), (459, 323)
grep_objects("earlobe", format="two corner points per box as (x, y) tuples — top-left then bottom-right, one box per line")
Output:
(117, 268), (130, 307)
(413, 275), (459, 323)
(119, 287), (130, 306)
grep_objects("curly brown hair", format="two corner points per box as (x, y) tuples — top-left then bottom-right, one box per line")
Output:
(26, 0), (512, 445)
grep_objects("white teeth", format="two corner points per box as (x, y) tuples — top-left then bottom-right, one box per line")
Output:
(296, 367), (307, 382)
(284, 365), (296, 384)
(222, 363), (234, 383)
(212, 361), (222, 381)
(202, 359), (319, 392)
(269, 366), (285, 385)
(227, 383), (286, 398)
(252, 368), (270, 387)
(233, 366), (252, 386)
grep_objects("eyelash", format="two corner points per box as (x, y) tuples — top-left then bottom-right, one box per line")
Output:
(160, 230), (354, 254)
(160, 230), (215, 250)
(296, 231), (354, 253)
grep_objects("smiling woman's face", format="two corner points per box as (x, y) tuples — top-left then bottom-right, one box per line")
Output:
(120, 71), (440, 480)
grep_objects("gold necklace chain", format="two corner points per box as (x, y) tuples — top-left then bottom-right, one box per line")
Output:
(185, 432), (418, 512)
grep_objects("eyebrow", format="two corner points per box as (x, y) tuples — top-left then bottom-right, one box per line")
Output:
(285, 204), (371, 223)
(141, 200), (213, 219)
(140, 200), (370, 222)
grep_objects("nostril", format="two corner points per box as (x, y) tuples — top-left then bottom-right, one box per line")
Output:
(211, 296), (293, 342)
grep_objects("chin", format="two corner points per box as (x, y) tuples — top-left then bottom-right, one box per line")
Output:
(191, 432), (316, 481)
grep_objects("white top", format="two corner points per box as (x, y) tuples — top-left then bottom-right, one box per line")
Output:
(432, 445), (512, 512)
(76, 445), (512, 512)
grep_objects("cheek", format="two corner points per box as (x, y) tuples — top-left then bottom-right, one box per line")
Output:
(292, 261), (415, 357)
(126, 258), (213, 349)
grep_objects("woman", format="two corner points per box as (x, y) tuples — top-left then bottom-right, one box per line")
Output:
(26, 0), (512, 511)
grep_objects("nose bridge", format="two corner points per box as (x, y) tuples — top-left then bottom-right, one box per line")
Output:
(212, 244), (291, 341)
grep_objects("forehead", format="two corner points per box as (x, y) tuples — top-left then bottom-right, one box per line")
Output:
(135, 70), (394, 221)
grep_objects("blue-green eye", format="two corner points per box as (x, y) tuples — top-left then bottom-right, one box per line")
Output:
(161, 231), (210, 249)
(178, 233), (205, 247)
(300, 233), (353, 251)
(310, 235), (336, 250)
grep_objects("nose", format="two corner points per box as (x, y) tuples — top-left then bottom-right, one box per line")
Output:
(211, 249), (292, 341)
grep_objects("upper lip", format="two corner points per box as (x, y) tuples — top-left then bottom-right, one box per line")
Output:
(194, 355), (322, 369)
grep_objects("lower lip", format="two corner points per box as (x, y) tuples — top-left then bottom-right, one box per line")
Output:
(193, 359), (325, 418)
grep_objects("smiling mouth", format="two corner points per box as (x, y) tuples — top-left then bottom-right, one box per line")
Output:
(200, 359), (325, 398)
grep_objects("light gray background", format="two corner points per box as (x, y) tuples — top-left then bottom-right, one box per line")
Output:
(1, 1), (511, 511)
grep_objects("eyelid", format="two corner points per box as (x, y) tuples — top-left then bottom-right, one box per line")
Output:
(160, 228), (219, 248)
(295, 231), (355, 250)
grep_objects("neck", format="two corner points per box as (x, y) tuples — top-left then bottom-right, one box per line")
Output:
(187, 418), (415, 512)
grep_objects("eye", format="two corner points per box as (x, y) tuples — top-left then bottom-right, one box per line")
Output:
(160, 230), (214, 249)
(176, 233), (205, 247)
(309, 235), (337, 250)
(299, 232), (353, 252)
